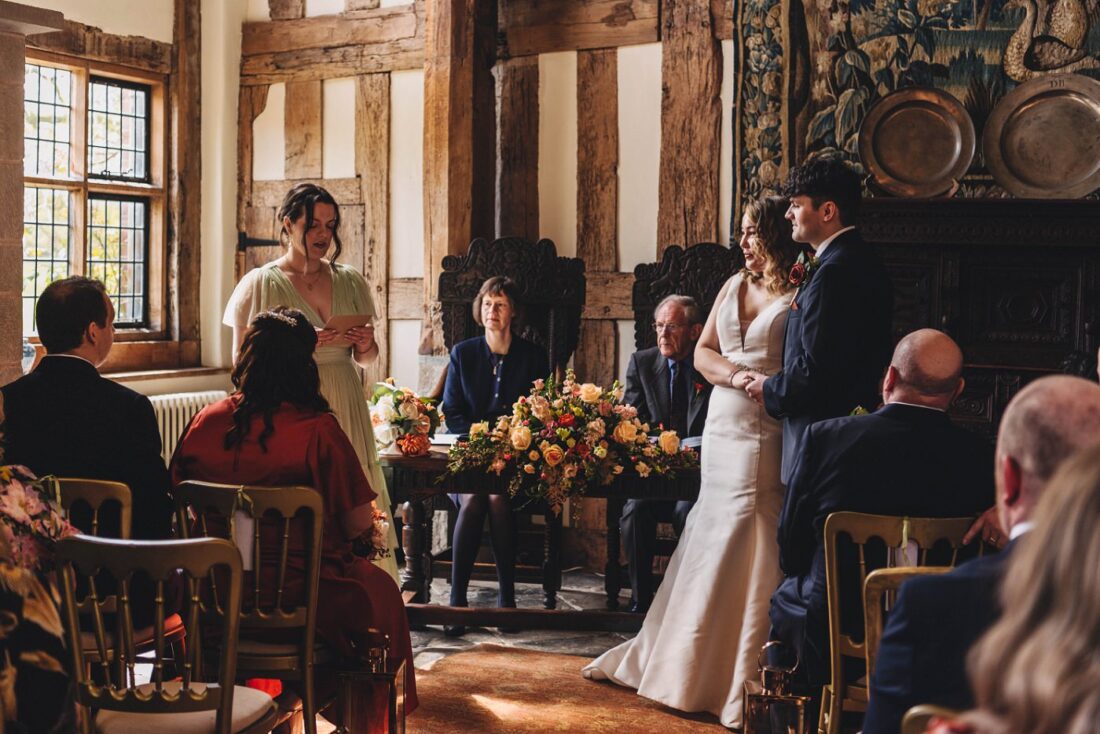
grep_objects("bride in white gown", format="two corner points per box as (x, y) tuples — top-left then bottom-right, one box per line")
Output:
(584, 196), (803, 729)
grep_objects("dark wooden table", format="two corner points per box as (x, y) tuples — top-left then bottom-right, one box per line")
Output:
(381, 451), (699, 628)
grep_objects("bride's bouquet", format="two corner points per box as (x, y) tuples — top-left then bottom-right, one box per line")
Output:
(445, 370), (699, 513)
(369, 379), (442, 456)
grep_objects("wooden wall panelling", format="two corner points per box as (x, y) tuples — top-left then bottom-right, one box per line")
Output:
(711, 0), (734, 40)
(499, 0), (660, 57)
(244, 6), (418, 55)
(252, 178), (362, 208)
(357, 72), (391, 387)
(267, 0), (305, 20)
(422, 0), (496, 353)
(28, 20), (172, 73)
(656, 0), (722, 254)
(236, 85), (270, 278)
(284, 80), (323, 179)
(583, 272), (633, 320)
(347, 0), (382, 10)
(387, 278), (423, 319)
(239, 39), (424, 86)
(171, 0), (202, 365)
(242, 206), (281, 271)
(496, 56), (539, 240)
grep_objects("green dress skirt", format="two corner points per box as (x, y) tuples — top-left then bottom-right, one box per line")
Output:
(224, 261), (401, 582)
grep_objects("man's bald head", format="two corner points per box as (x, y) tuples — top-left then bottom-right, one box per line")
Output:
(997, 376), (1100, 526)
(883, 329), (965, 409)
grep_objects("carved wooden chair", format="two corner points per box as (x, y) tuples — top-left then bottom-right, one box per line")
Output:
(174, 481), (327, 734)
(56, 535), (279, 734)
(435, 236), (585, 605)
(820, 512), (982, 734)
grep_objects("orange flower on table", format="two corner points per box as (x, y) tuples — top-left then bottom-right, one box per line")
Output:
(510, 425), (533, 451)
(635, 462), (652, 478)
(396, 432), (430, 456)
(658, 431), (680, 454)
(469, 421), (489, 438)
(612, 420), (639, 444)
(578, 383), (602, 403)
(542, 444), (565, 467)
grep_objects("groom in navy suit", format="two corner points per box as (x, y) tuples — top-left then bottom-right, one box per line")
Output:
(745, 158), (893, 485)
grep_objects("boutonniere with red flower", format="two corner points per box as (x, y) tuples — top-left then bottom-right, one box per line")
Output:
(693, 381), (706, 396)
(788, 251), (819, 288)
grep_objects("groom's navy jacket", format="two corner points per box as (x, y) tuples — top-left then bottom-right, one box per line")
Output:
(768, 403), (994, 692)
(762, 229), (894, 485)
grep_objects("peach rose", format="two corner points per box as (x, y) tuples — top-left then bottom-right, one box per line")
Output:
(612, 420), (639, 444)
(469, 421), (489, 438)
(578, 383), (602, 403)
(659, 431), (680, 454)
(543, 444), (565, 466)
(530, 396), (552, 422)
(524, 463), (536, 474)
(511, 425), (533, 451)
(635, 462), (652, 477)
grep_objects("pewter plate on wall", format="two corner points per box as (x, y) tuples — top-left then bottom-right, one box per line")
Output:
(859, 87), (975, 198)
(983, 74), (1100, 199)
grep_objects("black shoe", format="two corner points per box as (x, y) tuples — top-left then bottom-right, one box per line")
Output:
(627, 601), (650, 614)
(497, 598), (520, 633)
(443, 624), (466, 637)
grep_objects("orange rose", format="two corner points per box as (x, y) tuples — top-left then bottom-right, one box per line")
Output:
(543, 444), (565, 466)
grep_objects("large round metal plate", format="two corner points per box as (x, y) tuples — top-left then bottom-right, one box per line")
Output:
(983, 74), (1100, 199)
(859, 87), (975, 198)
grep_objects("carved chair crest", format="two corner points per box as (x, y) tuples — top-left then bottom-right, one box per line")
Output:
(438, 237), (586, 370)
(632, 243), (744, 351)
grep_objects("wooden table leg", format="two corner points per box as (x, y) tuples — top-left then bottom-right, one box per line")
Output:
(604, 496), (624, 610)
(542, 509), (563, 610)
(400, 496), (430, 603)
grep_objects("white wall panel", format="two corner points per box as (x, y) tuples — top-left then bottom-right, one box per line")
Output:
(389, 319), (421, 390)
(389, 69), (424, 278)
(617, 43), (661, 272)
(245, 0), (269, 21)
(323, 77), (357, 179)
(616, 319), (636, 385)
(538, 51), (578, 257)
(305, 0), (344, 16)
(720, 39), (735, 247)
(252, 83), (286, 181)
(28, 0), (174, 42)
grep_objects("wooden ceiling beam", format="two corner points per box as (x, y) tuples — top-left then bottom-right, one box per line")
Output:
(500, 0), (659, 57)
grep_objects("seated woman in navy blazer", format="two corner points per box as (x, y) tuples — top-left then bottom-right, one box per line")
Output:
(442, 277), (549, 633)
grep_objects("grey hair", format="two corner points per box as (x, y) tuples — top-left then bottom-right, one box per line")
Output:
(654, 295), (702, 326)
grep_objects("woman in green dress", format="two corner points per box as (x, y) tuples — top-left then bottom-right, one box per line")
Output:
(224, 183), (400, 581)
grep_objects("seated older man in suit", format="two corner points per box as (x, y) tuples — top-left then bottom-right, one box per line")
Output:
(1, 276), (172, 545)
(621, 294), (712, 613)
(862, 375), (1100, 734)
(768, 329), (994, 706)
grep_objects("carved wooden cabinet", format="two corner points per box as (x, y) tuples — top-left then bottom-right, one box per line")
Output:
(863, 199), (1100, 438)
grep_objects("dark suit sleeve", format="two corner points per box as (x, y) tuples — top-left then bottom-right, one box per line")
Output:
(863, 581), (923, 734)
(777, 424), (819, 576)
(441, 346), (473, 435)
(623, 353), (652, 426)
(126, 394), (172, 540)
(763, 264), (865, 418)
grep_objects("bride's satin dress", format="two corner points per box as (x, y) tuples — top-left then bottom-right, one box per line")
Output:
(584, 273), (792, 729)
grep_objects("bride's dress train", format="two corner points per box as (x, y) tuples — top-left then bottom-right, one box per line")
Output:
(583, 274), (792, 729)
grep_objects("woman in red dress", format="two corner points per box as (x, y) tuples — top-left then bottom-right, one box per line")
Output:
(171, 306), (417, 715)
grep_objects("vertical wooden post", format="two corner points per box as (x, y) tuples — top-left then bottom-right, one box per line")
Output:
(284, 80), (323, 180)
(657, 0), (722, 254)
(496, 57), (539, 241)
(356, 73), (391, 387)
(171, 0), (203, 366)
(421, 0), (496, 354)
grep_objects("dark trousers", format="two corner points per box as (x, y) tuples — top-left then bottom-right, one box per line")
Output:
(621, 498), (694, 608)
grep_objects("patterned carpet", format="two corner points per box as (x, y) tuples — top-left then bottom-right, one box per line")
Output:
(407, 643), (730, 733)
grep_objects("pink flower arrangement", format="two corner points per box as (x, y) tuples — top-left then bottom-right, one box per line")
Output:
(445, 369), (699, 514)
(0, 465), (78, 572)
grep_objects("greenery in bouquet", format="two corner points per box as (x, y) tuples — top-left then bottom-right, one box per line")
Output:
(446, 369), (699, 513)
(0, 466), (78, 573)
(369, 379), (442, 455)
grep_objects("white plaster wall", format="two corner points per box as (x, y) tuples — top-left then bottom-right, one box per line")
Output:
(305, 0), (345, 15)
(617, 44), (661, 273)
(323, 78), (357, 179)
(389, 320), (421, 393)
(379, 0), (413, 5)
(389, 69), (424, 278)
(616, 319), (635, 385)
(244, 0), (269, 22)
(252, 83), (286, 181)
(720, 39), (734, 247)
(537, 51), (577, 258)
(26, 0), (174, 43)
(201, 0), (248, 370)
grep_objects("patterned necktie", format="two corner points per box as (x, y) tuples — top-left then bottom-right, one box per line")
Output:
(669, 361), (689, 437)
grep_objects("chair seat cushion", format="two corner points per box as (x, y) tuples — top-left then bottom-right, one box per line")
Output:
(235, 639), (336, 664)
(95, 682), (276, 734)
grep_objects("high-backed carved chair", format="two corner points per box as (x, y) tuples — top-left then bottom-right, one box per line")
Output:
(819, 512), (983, 734)
(436, 236), (585, 605)
(57, 535), (279, 734)
(175, 481), (326, 734)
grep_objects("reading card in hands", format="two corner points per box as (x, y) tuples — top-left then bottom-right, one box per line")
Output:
(322, 314), (372, 335)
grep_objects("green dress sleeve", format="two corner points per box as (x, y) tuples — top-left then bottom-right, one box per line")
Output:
(340, 264), (377, 319)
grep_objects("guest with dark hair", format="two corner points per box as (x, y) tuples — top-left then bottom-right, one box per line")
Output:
(441, 276), (549, 634)
(172, 307), (418, 713)
(224, 183), (401, 582)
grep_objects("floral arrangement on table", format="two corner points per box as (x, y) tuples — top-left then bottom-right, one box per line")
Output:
(445, 370), (699, 514)
(369, 379), (443, 457)
(0, 465), (78, 573)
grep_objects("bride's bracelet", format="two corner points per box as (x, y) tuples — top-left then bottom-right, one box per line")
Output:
(728, 363), (764, 388)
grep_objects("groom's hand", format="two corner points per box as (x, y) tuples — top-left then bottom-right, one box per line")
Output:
(745, 374), (767, 405)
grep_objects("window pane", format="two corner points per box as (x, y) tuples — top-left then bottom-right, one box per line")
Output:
(22, 187), (71, 334)
(23, 63), (72, 178)
(87, 77), (150, 182)
(86, 196), (148, 327)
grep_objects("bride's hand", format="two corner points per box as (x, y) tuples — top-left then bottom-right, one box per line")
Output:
(731, 370), (755, 390)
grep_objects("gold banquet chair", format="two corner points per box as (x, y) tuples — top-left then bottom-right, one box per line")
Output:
(56, 535), (279, 734)
(818, 512), (978, 734)
(175, 480), (327, 734)
(901, 704), (962, 734)
(862, 566), (951, 682)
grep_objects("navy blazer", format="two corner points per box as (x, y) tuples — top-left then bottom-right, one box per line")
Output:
(441, 336), (550, 435)
(623, 347), (711, 438)
(1, 356), (172, 541)
(769, 403), (994, 689)
(762, 229), (893, 484)
(863, 545), (1013, 734)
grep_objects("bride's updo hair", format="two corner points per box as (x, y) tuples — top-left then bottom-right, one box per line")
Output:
(740, 195), (803, 296)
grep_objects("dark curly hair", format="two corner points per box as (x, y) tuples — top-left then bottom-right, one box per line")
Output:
(782, 156), (862, 226)
(226, 306), (331, 452)
(741, 196), (803, 295)
(278, 182), (343, 270)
